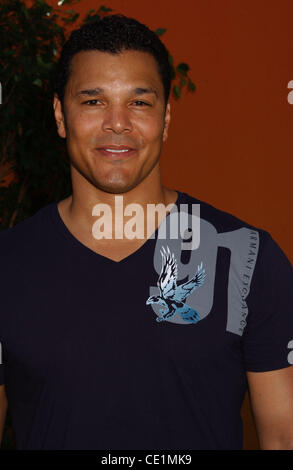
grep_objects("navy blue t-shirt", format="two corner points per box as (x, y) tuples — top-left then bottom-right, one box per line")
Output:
(0, 190), (293, 449)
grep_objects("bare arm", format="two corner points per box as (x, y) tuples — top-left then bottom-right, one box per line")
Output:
(247, 365), (293, 449)
(0, 385), (8, 446)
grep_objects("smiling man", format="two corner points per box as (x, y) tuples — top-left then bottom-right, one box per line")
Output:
(0, 14), (293, 451)
(53, 20), (176, 260)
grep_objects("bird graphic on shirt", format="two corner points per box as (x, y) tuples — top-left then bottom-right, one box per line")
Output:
(146, 245), (206, 323)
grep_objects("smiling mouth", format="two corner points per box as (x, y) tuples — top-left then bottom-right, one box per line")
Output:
(96, 147), (137, 159)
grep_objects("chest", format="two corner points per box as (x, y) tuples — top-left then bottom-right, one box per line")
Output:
(1, 260), (244, 394)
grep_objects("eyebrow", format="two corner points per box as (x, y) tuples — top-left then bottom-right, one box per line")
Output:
(76, 87), (158, 97)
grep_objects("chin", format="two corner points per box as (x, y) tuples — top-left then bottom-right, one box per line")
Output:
(93, 179), (138, 195)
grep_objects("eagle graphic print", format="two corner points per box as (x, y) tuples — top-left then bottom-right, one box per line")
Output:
(146, 245), (206, 323)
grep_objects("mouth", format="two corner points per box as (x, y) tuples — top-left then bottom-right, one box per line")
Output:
(95, 146), (137, 159)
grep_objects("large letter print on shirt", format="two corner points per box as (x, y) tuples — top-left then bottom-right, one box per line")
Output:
(146, 206), (260, 336)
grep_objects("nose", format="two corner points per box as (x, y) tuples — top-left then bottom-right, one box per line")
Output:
(102, 105), (133, 134)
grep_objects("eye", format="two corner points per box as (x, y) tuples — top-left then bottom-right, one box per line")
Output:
(83, 99), (101, 105)
(133, 100), (150, 107)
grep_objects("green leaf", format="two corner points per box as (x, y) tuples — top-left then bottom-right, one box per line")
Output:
(178, 63), (190, 71)
(37, 56), (44, 66)
(188, 79), (196, 91)
(33, 78), (42, 87)
(98, 5), (113, 13)
(173, 85), (181, 98)
(170, 65), (176, 80)
(83, 13), (101, 24)
(180, 78), (186, 87)
(71, 12), (79, 22)
(62, 12), (79, 24)
(176, 63), (190, 76)
(22, 7), (29, 19)
(154, 28), (167, 36)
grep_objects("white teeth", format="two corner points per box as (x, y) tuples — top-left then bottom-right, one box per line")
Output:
(105, 148), (130, 153)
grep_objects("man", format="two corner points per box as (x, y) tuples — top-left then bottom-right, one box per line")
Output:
(0, 14), (293, 450)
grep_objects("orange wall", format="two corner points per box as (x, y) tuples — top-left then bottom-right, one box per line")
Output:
(34, 0), (293, 449)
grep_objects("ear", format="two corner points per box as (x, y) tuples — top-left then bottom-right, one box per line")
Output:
(53, 94), (66, 138)
(162, 102), (171, 142)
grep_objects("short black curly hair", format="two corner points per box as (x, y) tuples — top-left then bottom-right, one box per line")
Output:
(54, 14), (172, 108)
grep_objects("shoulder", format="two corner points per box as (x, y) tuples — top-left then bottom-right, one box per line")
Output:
(180, 192), (289, 277)
(181, 190), (268, 236)
(0, 203), (56, 261)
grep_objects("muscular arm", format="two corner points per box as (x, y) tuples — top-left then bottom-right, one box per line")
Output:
(247, 365), (293, 449)
(0, 385), (8, 446)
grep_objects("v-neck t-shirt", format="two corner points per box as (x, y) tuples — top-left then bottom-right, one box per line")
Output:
(0, 190), (293, 449)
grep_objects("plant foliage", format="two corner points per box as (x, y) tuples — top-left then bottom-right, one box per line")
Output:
(0, 0), (196, 230)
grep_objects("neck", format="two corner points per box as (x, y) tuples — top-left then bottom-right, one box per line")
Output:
(58, 169), (178, 242)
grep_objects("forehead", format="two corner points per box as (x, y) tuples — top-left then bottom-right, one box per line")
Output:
(67, 49), (164, 95)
